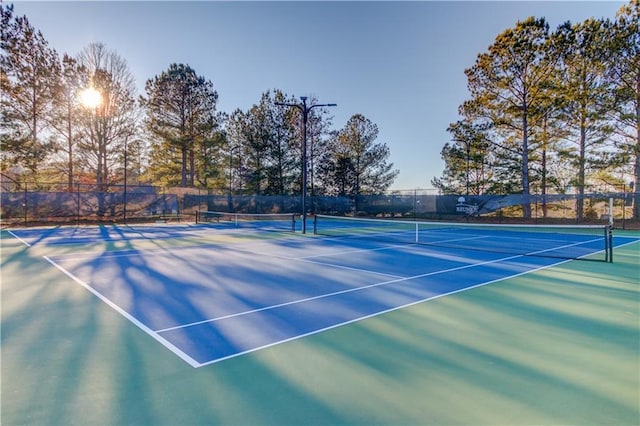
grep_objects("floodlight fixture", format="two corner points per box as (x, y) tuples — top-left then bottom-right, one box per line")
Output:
(275, 96), (337, 233)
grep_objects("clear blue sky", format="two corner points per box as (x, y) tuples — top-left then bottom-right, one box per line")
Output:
(11, 1), (625, 190)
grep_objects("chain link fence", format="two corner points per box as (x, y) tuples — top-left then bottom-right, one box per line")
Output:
(1, 180), (637, 229)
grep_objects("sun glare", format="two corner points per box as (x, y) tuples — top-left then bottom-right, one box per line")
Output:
(80, 87), (102, 108)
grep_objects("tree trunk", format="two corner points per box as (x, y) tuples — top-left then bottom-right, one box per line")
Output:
(67, 108), (73, 192)
(522, 104), (531, 218)
(634, 72), (640, 220)
(541, 114), (548, 218)
(189, 146), (195, 187)
(577, 121), (586, 221)
(181, 145), (188, 187)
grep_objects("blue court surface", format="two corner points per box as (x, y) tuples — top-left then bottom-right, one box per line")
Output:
(9, 223), (639, 368)
(7, 223), (227, 246)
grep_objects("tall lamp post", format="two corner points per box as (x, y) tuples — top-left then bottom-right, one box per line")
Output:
(275, 96), (336, 233)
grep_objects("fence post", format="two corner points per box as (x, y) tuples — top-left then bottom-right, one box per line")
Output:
(622, 183), (627, 230)
(23, 183), (27, 226)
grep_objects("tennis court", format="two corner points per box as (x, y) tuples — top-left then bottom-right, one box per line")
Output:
(2, 215), (639, 424)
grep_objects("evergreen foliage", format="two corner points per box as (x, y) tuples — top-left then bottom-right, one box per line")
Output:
(434, 2), (638, 219)
(1, 1), (637, 220)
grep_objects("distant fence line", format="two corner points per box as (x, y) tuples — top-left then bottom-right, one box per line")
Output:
(0, 181), (637, 227)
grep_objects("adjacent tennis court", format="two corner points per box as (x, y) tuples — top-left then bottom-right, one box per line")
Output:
(2, 215), (639, 425)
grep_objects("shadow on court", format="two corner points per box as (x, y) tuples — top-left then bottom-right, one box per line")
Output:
(2, 228), (638, 425)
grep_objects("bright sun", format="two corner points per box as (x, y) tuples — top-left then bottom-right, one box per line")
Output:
(79, 87), (102, 108)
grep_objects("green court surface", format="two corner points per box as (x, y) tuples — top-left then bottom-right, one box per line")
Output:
(1, 228), (638, 425)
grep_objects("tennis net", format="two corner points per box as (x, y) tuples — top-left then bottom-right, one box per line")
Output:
(196, 211), (297, 232)
(313, 215), (613, 262)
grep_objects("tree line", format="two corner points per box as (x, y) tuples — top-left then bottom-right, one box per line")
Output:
(1, 2), (637, 220)
(432, 1), (638, 219)
(0, 3), (398, 198)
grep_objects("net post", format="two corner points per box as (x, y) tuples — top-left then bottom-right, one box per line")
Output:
(313, 215), (317, 235)
(608, 197), (614, 262)
(415, 222), (419, 243)
(195, 210), (200, 224)
(604, 226), (608, 263)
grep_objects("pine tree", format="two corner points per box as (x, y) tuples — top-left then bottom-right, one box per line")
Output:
(241, 99), (270, 195)
(464, 17), (558, 217)
(527, 35), (570, 217)
(432, 120), (493, 195)
(323, 114), (398, 200)
(554, 19), (614, 220)
(262, 90), (299, 196)
(141, 63), (219, 187)
(49, 54), (88, 190)
(604, 0), (639, 219)
(0, 4), (60, 178)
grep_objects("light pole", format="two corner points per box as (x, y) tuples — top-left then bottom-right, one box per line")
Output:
(275, 96), (336, 233)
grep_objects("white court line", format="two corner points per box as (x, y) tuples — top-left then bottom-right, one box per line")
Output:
(196, 237), (620, 366)
(432, 235), (490, 244)
(323, 228), (489, 245)
(156, 237), (606, 335)
(43, 255), (201, 368)
(296, 242), (418, 259)
(46, 239), (408, 280)
(46, 234), (617, 368)
(196, 256), (576, 367)
(198, 243), (612, 367)
(183, 241), (410, 280)
(297, 256), (406, 279)
(6, 230), (32, 247)
(155, 251), (528, 333)
(4, 223), (237, 248)
(221, 232), (605, 283)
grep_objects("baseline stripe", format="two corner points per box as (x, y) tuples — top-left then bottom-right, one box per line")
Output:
(43, 255), (202, 368)
(7, 230), (32, 247)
